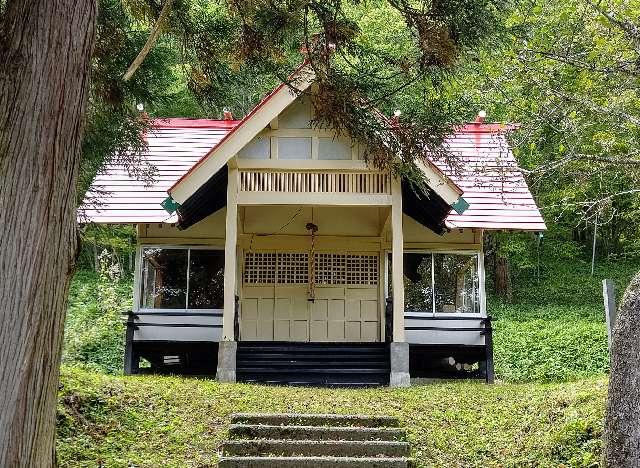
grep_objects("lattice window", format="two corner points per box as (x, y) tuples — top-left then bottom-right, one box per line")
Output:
(346, 255), (379, 285)
(315, 253), (348, 285)
(244, 251), (377, 285)
(243, 252), (276, 284)
(276, 253), (309, 284)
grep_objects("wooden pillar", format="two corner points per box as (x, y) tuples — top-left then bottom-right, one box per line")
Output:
(390, 176), (405, 342)
(123, 312), (138, 375)
(222, 167), (239, 341)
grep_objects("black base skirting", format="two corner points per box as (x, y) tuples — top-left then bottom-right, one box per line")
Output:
(409, 344), (493, 381)
(123, 340), (495, 383)
(125, 341), (219, 376)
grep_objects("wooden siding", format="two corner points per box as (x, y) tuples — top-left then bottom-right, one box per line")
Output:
(404, 314), (487, 346)
(132, 311), (223, 342)
(239, 169), (390, 194)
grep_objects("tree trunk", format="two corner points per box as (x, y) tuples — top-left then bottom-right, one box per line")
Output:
(604, 271), (640, 467)
(494, 255), (512, 301)
(0, 1), (97, 466)
(93, 241), (100, 272)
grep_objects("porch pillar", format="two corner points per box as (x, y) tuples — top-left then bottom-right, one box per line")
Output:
(390, 175), (410, 387)
(217, 166), (239, 382)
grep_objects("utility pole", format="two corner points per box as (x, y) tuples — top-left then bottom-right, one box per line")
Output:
(591, 211), (598, 276)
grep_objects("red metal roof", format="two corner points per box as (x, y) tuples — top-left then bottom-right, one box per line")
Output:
(81, 119), (545, 231)
(439, 122), (546, 231)
(81, 119), (238, 223)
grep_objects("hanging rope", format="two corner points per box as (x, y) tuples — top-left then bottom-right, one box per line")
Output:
(306, 222), (318, 301)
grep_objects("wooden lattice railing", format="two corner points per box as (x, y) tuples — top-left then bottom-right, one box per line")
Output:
(239, 170), (391, 194)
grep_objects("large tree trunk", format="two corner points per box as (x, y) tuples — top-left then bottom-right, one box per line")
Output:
(494, 255), (512, 301)
(0, 1), (96, 465)
(604, 271), (640, 467)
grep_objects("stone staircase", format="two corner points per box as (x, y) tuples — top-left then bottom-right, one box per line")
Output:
(218, 413), (413, 467)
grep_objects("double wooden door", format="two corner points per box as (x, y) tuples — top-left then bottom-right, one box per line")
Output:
(239, 251), (380, 342)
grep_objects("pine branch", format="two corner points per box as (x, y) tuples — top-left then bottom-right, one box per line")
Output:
(123, 0), (174, 82)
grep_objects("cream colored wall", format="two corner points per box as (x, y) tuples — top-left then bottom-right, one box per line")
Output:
(138, 208), (226, 246)
(242, 206), (384, 237)
(135, 209), (483, 342)
(137, 208), (480, 251)
(384, 214), (481, 251)
(238, 98), (361, 162)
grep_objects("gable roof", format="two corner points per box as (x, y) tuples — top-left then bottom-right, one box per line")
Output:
(81, 118), (545, 231)
(167, 65), (463, 209)
(168, 63), (316, 204)
(439, 123), (546, 231)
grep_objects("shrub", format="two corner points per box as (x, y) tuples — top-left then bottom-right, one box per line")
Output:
(63, 254), (132, 374)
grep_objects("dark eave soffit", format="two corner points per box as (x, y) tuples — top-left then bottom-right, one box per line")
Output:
(401, 179), (451, 235)
(175, 165), (228, 230)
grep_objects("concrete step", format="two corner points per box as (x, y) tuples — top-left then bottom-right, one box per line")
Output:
(231, 413), (400, 428)
(221, 439), (410, 457)
(218, 456), (411, 467)
(229, 424), (405, 441)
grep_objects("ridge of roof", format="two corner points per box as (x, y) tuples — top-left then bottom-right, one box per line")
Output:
(455, 122), (520, 134)
(152, 118), (240, 129)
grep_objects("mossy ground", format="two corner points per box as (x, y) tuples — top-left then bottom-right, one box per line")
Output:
(57, 367), (605, 467)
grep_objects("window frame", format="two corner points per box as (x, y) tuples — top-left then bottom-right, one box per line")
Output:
(385, 249), (487, 318)
(134, 244), (225, 313)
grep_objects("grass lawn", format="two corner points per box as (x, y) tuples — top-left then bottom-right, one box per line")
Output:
(57, 367), (606, 467)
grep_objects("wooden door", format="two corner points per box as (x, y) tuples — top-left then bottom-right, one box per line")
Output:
(240, 251), (380, 342)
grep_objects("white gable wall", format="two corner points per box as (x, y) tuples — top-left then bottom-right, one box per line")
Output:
(237, 97), (360, 163)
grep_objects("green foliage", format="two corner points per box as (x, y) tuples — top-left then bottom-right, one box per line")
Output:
(493, 304), (609, 382)
(63, 261), (132, 374)
(57, 366), (606, 467)
(486, 229), (640, 382)
(507, 231), (639, 306)
(451, 0), (640, 255)
(77, 224), (137, 274)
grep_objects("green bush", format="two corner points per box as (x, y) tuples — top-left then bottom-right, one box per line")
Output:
(485, 230), (640, 382)
(492, 304), (609, 382)
(63, 261), (132, 374)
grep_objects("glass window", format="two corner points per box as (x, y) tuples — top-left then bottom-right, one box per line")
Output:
(140, 248), (224, 310)
(238, 136), (270, 159)
(141, 248), (188, 309)
(393, 252), (480, 314)
(189, 250), (225, 309)
(318, 137), (352, 160)
(278, 137), (312, 159)
(433, 253), (479, 314)
(403, 253), (433, 312)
